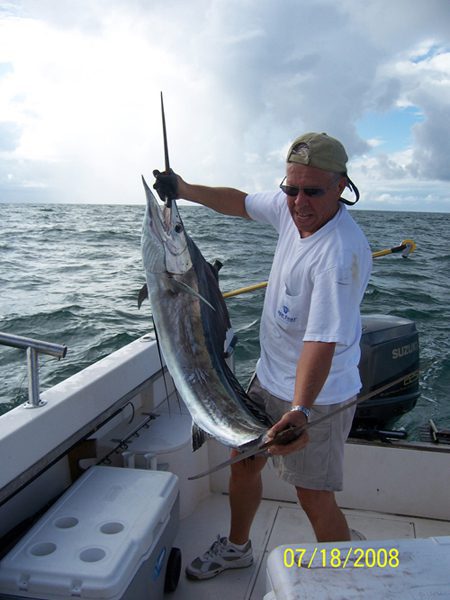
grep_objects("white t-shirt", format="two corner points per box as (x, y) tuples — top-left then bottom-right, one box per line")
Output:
(245, 190), (372, 405)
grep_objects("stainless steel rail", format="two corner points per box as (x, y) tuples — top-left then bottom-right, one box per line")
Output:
(0, 332), (67, 408)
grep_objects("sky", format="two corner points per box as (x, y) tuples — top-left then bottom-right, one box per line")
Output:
(0, 0), (449, 211)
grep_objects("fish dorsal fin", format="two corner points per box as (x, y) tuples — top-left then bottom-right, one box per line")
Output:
(171, 279), (216, 311)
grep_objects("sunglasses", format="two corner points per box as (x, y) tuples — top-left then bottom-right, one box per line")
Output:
(279, 176), (334, 198)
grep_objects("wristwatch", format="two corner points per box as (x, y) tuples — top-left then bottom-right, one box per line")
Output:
(290, 405), (310, 421)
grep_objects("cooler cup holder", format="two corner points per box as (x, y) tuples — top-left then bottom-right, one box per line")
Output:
(79, 548), (106, 563)
(100, 522), (125, 534)
(54, 517), (79, 529)
(30, 542), (57, 557)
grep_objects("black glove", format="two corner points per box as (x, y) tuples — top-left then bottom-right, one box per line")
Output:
(153, 169), (179, 203)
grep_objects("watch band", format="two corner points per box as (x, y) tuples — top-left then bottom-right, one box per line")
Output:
(290, 405), (310, 421)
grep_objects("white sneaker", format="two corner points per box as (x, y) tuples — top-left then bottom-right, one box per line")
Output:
(186, 535), (253, 580)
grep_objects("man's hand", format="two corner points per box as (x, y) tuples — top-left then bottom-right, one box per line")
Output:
(266, 410), (309, 456)
(153, 168), (180, 202)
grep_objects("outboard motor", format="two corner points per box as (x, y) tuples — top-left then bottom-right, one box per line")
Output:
(353, 315), (420, 431)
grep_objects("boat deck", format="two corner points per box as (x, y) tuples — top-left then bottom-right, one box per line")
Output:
(166, 491), (450, 599)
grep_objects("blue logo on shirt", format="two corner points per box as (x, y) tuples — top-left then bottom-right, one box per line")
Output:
(277, 305), (297, 323)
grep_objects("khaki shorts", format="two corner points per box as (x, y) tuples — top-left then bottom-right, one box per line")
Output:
(247, 376), (356, 492)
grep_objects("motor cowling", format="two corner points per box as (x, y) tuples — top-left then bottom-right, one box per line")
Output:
(353, 315), (420, 429)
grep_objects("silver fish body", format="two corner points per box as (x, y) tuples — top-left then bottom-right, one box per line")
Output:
(141, 177), (268, 449)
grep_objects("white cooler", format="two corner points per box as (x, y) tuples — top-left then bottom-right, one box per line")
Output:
(0, 467), (180, 600)
(265, 536), (450, 599)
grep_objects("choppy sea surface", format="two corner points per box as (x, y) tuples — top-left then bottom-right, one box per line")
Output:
(1, 204), (449, 440)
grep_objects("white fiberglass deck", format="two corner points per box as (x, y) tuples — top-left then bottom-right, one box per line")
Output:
(165, 492), (450, 600)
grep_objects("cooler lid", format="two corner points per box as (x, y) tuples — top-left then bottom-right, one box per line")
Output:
(266, 537), (450, 599)
(0, 466), (178, 599)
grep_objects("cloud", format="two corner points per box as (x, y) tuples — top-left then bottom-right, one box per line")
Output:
(351, 42), (450, 191)
(0, 0), (449, 211)
(0, 122), (21, 151)
(406, 53), (450, 181)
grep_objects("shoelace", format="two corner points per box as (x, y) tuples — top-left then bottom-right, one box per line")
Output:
(204, 535), (226, 558)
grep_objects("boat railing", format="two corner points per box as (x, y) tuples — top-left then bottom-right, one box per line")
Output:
(0, 332), (67, 409)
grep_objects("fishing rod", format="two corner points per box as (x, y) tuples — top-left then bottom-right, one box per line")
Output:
(223, 239), (416, 299)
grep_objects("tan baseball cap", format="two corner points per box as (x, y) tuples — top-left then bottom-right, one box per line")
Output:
(286, 132), (348, 173)
(286, 132), (360, 205)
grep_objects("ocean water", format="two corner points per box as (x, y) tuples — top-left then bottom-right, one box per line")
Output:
(1, 203), (449, 440)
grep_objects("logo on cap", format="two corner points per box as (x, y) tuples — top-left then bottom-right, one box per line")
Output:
(290, 142), (310, 164)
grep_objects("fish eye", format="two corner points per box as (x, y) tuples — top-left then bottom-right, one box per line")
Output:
(175, 224), (183, 233)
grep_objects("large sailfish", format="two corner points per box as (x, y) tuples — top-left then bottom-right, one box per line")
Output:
(140, 177), (269, 450)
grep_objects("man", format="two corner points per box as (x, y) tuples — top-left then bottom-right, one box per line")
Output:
(154, 132), (372, 580)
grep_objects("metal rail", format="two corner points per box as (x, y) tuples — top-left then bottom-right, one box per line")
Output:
(0, 332), (67, 409)
(0, 366), (167, 507)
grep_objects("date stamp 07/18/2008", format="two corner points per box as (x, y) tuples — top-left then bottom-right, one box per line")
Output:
(282, 547), (400, 569)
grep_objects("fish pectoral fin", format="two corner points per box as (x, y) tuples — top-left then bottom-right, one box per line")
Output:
(137, 284), (148, 309)
(192, 422), (211, 452)
(171, 279), (216, 311)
